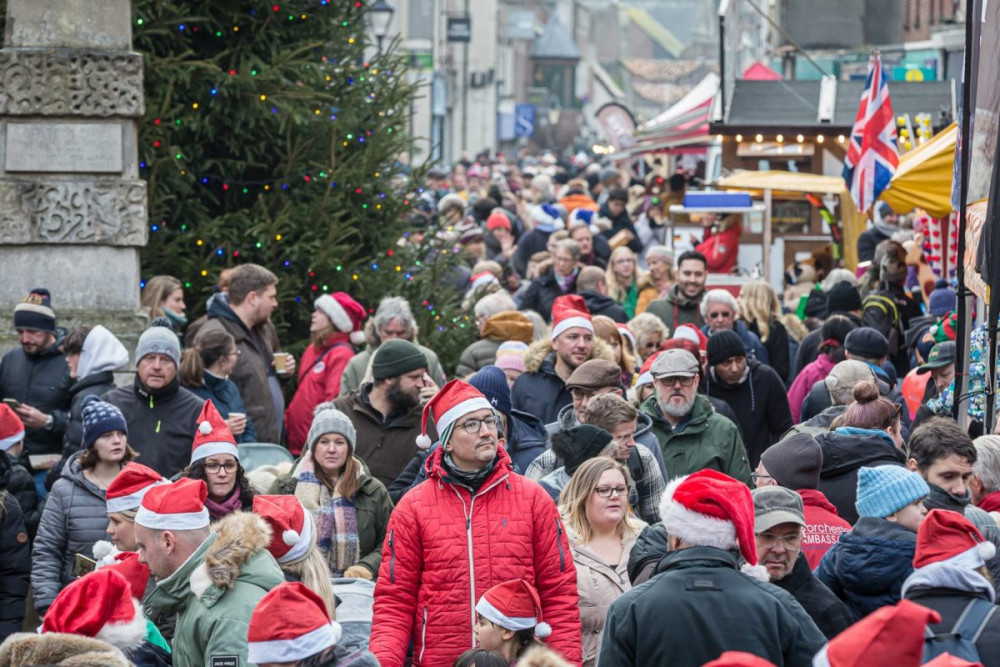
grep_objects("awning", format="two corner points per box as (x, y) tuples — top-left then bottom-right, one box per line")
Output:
(639, 72), (719, 134)
(717, 170), (865, 269)
(879, 122), (957, 218)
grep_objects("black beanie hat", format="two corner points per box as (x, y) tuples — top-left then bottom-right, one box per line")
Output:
(552, 424), (613, 476)
(826, 281), (862, 314)
(371, 339), (427, 380)
(706, 330), (746, 366)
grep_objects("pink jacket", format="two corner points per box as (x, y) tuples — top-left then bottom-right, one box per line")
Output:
(787, 355), (836, 422)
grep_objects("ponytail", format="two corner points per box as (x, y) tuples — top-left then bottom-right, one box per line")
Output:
(179, 347), (204, 388)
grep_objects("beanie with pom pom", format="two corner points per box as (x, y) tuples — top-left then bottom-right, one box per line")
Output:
(81, 395), (128, 450)
(305, 402), (356, 454)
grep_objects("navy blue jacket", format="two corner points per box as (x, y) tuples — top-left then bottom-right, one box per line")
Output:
(0, 453), (30, 643)
(815, 516), (917, 620)
(816, 427), (906, 525)
(511, 351), (572, 425)
(188, 371), (259, 443)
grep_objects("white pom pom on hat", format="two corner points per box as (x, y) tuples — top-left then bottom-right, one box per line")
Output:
(534, 622), (552, 639)
(199, 420), (212, 435)
(283, 529), (300, 546)
(416, 433), (432, 450)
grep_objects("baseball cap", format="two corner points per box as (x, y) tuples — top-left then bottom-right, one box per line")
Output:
(752, 486), (806, 533)
(916, 341), (957, 374)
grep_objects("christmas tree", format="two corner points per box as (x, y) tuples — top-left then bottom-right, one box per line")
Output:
(133, 0), (464, 351)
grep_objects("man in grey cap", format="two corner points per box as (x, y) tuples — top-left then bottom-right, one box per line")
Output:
(103, 326), (203, 477)
(640, 348), (750, 484)
(752, 486), (853, 639)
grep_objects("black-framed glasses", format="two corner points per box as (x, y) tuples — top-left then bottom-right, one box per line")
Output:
(657, 375), (696, 387)
(594, 485), (628, 498)
(458, 415), (500, 434)
(750, 473), (773, 484)
(205, 461), (238, 474)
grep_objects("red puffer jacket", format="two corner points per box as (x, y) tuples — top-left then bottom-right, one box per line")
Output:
(370, 445), (582, 667)
(283, 334), (354, 455)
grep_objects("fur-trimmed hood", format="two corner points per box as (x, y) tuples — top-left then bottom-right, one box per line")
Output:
(522, 334), (616, 374)
(189, 510), (274, 598)
(0, 632), (131, 667)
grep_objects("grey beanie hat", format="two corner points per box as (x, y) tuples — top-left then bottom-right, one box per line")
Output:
(306, 401), (356, 453)
(135, 326), (181, 367)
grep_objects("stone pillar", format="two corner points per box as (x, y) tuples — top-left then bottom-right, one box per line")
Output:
(0, 0), (147, 355)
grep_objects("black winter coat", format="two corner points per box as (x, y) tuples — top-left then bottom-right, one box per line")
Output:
(0, 462), (30, 644)
(702, 359), (793, 469)
(103, 376), (204, 478)
(627, 522), (667, 585)
(511, 352), (572, 425)
(598, 202), (643, 254)
(816, 428), (906, 524)
(0, 451), (39, 540)
(599, 547), (826, 667)
(580, 290), (628, 323)
(0, 337), (71, 465)
(904, 588), (1000, 667)
(748, 319), (791, 383)
(511, 228), (552, 278)
(517, 267), (577, 322)
(773, 554), (854, 639)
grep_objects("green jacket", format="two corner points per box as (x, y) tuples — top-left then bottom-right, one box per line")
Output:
(640, 393), (752, 486)
(269, 460), (393, 577)
(145, 512), (285, 667)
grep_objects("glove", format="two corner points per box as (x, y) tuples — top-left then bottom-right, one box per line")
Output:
(343, 565), (373, 580)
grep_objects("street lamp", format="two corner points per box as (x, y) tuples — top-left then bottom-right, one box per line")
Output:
(369, 0), (394, 53)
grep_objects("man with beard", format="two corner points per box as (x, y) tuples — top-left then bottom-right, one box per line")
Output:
(701, 330), (791, 468)
(752, 486), (853, 640)
(333, 339), (437, 487)
(512, 295), (611, 424)
(646, 250), (707, 330)
(640, 348), (751, 485)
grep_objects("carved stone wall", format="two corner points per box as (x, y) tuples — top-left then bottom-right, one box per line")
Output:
(0, 50), (144, 117)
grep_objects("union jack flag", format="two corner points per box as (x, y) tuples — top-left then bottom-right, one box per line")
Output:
(843, 53), (899, 213)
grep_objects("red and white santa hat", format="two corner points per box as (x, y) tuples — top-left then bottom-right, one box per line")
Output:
(42, 568), (146, 648)
(314, 292), (367, 345)
(913, 508), (997, 570)
(253, 495), (314, 564)
(813, 599), (940, 667)
(475, 578), (551, 639)
(673, 323), (708, 351)
(469, 271), (500, 292)
(190, 400), (239, 465)
(705, 652), (776, 667)
(550, 294), (593, 340)
(415, 378), (493, 449)
(659, 469), (758, 565)
(105, 462), (166, 514)
(0, 403), (24, 451)
(136, 477), (209, 531)
(248, 582), (342, 665)
(635, 351), (662, 388)
(98, 551), (152, 602)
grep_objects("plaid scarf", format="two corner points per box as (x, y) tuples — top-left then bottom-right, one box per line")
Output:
(293, 455), (360, 576)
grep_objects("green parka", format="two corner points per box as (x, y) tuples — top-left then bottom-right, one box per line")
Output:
(144, 511), (284, 667)
(640, 393), (752, 486)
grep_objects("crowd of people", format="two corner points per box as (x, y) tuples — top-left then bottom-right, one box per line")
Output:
(0, 157), (998, 667)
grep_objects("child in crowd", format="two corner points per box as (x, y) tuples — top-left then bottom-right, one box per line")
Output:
(474, 579), (552, 665)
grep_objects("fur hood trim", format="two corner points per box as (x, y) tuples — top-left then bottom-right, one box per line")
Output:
(523, 334), (615, 374)
(190, 511), (273, 598)
(515, 645), (573, 667)
(0, 633), (131, 667)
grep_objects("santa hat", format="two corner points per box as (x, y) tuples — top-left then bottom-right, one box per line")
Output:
(635, 352), (661, 388)
(248, 582), (343, 665)
(913, 509), (997, 570)
(812, 599), (941, 667)
(254, 495), (314, 564)
(101, 552), (152, 602)
(705, 652), (776, 667)
(469, 271), (500, 293)
(659, 469), (758, 565)
(616, 323), (637, 352)
(551, 294), (593, 340)
(42, 569), (146, 649)
(923, 656), (982, 667)
(190, 400), (239, 465)
(105, 462), (166, 514)
(415, 379), (493, 450)
(0, 404), (24, 451)
(136, 477), (209, 531)
(314, 292), (367, 345)
(531, 204), (564, 232)
(475, 579), (551, 639)
(673, 323), (708, 351)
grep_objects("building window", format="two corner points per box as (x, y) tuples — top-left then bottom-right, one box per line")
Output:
(905, 0), (911, 30)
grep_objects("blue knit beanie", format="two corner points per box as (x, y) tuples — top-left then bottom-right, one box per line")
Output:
(81, 395), (128, 449)
(468, 366), (512, 419)
(855, 465), (929, 518)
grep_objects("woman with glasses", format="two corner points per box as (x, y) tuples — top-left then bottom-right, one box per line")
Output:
(269, 403), (392, 581)
(179, 444), (256, 522)
(604, 247), (658, 319)
(180, 328), (257, 443)
(559, 457), (645, 667)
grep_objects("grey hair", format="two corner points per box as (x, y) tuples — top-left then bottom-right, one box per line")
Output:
(555, 238), (581, 262)
(700, 289), (739, 318)
(973, 435), (1000, 494)
(474, 292), (517, 319)
(374, 296), (415, 333)
(822, 268), (859, 291)
(523, 310), (550, 342)
(531, 174), (553, 201)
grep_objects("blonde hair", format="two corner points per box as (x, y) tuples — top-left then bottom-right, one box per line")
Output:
(627, 313), (669, 359)
(279, 514), (337, 619)
(738, 280), (781, 342)
(605, 247), (650, 299)
(141, 276), (183, 320)
(559, 457), (641, 543)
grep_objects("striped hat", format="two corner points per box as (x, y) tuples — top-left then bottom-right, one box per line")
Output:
(136, 478), (209, 531)
(106, 463), (166, 514)
(13, 288), (55, 332)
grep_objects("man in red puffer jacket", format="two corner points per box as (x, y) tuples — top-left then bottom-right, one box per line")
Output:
(371, 380), (582, 667)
